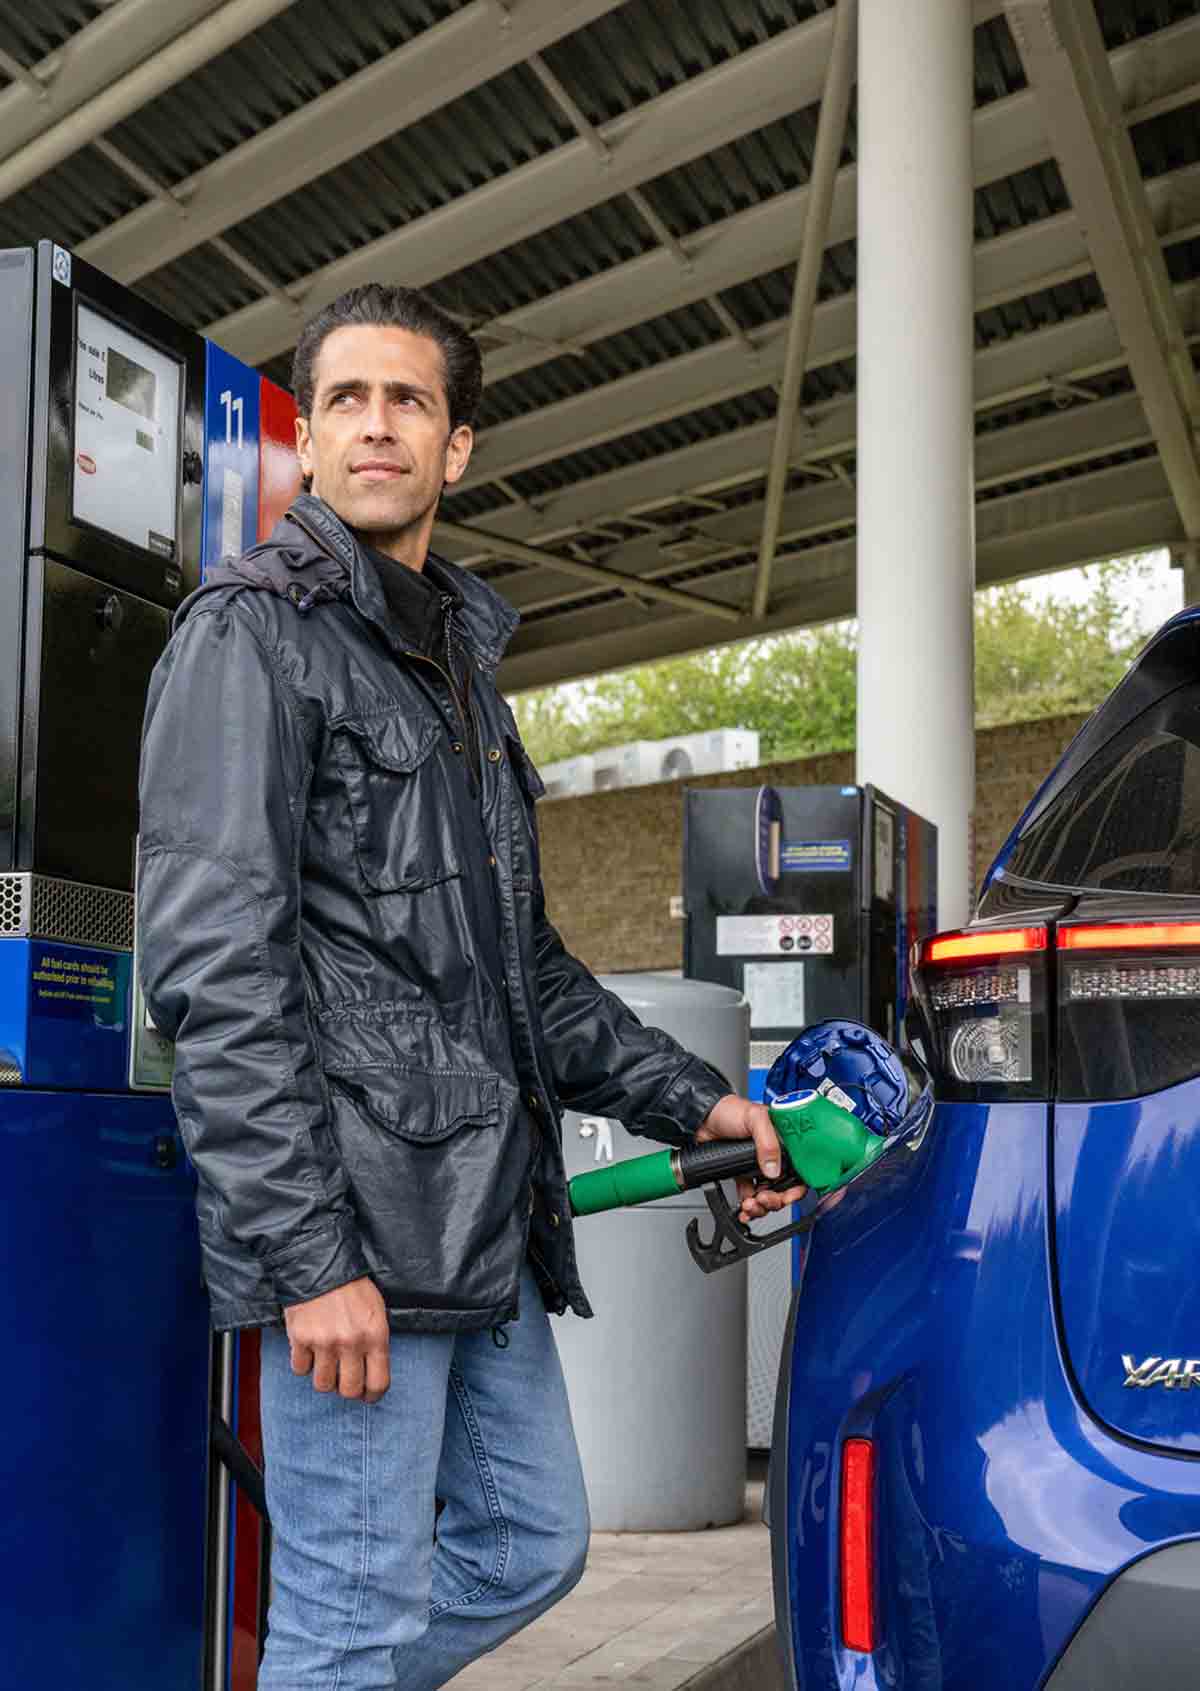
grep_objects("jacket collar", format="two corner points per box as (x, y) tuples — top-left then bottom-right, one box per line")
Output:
(288, 493), (519, 676)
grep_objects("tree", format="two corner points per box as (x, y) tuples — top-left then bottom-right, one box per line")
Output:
(972, 561), (1149, 726)
(509, 557), (1160, 767)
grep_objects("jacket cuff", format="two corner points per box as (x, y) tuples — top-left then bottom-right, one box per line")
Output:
(643, 1057), (734, 1144)
(264, 1221), (370, 1307)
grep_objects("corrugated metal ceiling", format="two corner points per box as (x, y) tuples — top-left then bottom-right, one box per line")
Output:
(0, 0), (1196, 674)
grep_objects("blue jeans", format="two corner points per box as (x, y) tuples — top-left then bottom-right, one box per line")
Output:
(256, 1267), (590, 1690)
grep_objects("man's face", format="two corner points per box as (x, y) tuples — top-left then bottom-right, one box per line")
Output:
(295, 323), (473, 565)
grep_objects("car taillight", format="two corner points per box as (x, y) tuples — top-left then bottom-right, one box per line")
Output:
(1057, 919), (1200, 1100)
(840, 1437), (876, 1654)
(911, 925), (1049, 1099)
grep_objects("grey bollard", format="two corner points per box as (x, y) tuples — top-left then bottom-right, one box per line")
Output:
(555, 973), (749, 1532)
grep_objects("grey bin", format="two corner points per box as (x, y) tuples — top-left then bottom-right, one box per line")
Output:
(555, 973), (749, 1532)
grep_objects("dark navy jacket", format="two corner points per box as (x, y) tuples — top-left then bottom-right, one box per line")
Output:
(137, 495), (728, 1331)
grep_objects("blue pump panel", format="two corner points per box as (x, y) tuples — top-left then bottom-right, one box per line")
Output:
(203, 339), (261, 577)
(0, 939), (131, 1088)
(0, 1088), (208, 1689)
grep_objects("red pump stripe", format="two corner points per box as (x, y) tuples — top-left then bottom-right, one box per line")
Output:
(840, 1438), (877, 1654)
(923, 926), (1047, 965)
(1059, 921), (1200, 952)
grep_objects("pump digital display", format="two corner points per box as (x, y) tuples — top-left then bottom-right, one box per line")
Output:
(105, 346), (157, 423)
(72, 301), (182, 558)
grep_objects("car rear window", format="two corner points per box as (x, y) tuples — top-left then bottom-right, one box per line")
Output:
(1006, 685), (1200, 895)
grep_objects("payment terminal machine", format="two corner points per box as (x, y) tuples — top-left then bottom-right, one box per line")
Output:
(683, 784), (938, 1445)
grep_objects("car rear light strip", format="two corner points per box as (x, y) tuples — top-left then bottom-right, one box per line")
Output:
(923, 926), (1047, 965)
(1059, 921), (1200, 952)
(839, 1437), (877, 1654)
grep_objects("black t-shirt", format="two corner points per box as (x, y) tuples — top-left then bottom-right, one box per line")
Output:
(360, 540), (479, 783)
(364, 543), (447, 663)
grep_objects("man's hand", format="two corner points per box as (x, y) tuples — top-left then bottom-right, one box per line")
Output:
(696, 1093), (808, 1223)
(284, 1276), (391, 1403)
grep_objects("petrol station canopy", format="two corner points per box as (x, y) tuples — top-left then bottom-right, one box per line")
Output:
(0, 0), (1197, 692)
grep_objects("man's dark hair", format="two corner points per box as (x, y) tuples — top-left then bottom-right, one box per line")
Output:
(291, 283), (483, 431)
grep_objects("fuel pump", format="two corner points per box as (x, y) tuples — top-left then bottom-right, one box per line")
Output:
(0, 241), (301, 1690)
(0, 241), (211, 1689)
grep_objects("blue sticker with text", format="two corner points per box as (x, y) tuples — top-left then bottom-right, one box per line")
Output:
(203, 341), (261, 576)
(781, 839), (852, 873)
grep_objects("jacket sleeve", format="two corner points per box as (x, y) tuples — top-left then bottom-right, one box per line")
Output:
(530, 888), (730, 1145)
(137, 600), (368, 1306)
(517, 759), (731, 1142)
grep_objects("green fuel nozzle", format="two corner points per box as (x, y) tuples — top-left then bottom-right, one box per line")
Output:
(567, 1085), (886, 1220)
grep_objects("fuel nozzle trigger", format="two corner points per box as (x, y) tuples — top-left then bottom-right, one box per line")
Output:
(685, 1181), (818, 1274)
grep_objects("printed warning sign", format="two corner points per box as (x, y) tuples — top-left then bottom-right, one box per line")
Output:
(716, 914), (834, 956)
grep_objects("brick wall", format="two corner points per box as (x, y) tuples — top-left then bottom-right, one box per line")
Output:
(536, 711), (1088, 974)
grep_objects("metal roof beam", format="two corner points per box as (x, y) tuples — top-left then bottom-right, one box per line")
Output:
(434, 519), (743, 623)
(1007, 0), (1200, 537)
(0, 0), (297, 209)
(494, 388), (1159, 617)
(452, 277), (1200, 539)
(200, 13), (892, 366)
(497, 457), (1180, 691)
(0, 0), (232, 164)
(79, 0), (632, 284)
(479, 13), (1200, 388)
(753, 0), (857, 620)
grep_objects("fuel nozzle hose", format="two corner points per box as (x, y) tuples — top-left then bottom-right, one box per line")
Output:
(568, 1088), (884, 1218)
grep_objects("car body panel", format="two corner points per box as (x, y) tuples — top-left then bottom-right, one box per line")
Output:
(772, 1096), (1200, 1690)
(1053, 1083), (1200, 1455)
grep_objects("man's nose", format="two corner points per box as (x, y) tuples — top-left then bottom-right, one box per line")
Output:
(360, 397), (394, 440)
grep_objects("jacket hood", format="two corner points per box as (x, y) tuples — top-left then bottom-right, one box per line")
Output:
(175, 493), (520, 675)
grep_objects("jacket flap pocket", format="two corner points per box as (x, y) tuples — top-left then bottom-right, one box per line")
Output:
(333, 1067), (501, 1144)
(342, 709), (440, 774)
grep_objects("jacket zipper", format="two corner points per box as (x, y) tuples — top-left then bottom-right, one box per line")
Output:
(291, 511), (565, 1308)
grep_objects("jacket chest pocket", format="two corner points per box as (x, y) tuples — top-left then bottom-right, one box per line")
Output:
(335, 710), (461, 894)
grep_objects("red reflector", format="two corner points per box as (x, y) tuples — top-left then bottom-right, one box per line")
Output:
(1059, 921), (1200, 952)
(840, 1437), (876, 1654)
(923, 926), (1047, 965)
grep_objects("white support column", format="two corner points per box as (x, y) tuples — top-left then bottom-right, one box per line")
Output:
(856, 0), (976, 926)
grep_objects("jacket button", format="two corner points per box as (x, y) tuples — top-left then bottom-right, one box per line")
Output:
(487, 747), (502, 763)
(488, 854), (497, 867)
(549, 1212), (561, 1228)
(528, 1094), (540, 1113)
(451, 741), (464, 754)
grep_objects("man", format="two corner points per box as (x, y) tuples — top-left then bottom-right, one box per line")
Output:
(138, 283), (802, 1690)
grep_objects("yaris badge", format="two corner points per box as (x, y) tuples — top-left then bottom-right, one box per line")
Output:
(1122, 1355), (1200, 1389)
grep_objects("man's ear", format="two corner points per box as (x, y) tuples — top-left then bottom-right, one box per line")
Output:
(295, 413), (313, 482)
(443, 424), (474, 488)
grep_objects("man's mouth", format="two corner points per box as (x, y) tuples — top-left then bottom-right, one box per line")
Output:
(351, 461), (409, 480)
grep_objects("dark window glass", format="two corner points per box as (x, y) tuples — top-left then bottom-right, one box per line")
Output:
(1007, 685), (1200, 895)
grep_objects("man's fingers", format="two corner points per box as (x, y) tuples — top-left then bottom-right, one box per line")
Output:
(290, 1341), (315, 1377)
(736, 1172), (807, 1222)
(337, 1348), (366, 1401)
(747, 1104), (783, 1180)
(364, 1343), (391, 1404)
(312, 1345), (339, 1394)
(282, 1278), (391, 1400)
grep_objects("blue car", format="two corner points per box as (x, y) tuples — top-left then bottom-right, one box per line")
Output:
(770, 607), (1200, 1689)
